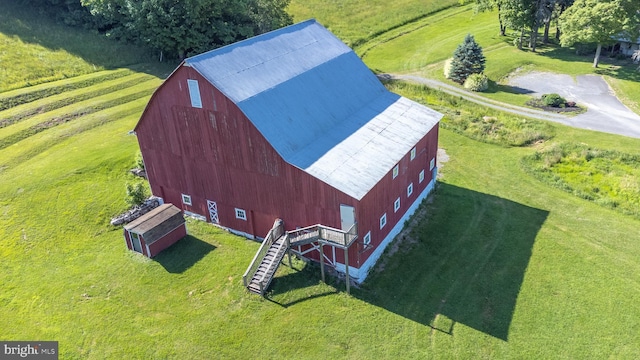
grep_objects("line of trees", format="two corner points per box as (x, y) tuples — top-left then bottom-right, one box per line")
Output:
(26, 0), (292, 60)
(467, 0), (640, 67)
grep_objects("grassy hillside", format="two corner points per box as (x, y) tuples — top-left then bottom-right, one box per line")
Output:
(287, 0), (458, 47)
(356, 5), (640, 112)
(2, 1), (640, 359)
(0, 0), (162, 92)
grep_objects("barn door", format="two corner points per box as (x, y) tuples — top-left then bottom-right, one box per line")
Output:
(340, 205), (355, 231)
(130, 232), (142, 253)
(207, 200), (219, 224)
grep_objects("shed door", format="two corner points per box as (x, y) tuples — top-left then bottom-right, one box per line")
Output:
(340, 205), (355, 231)
(130, 232), (142, 253)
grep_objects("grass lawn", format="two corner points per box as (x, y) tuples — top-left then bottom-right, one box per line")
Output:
(2, 1), (640, 358)
(357, 4), (640, 112)
(287, 0), (458, 47)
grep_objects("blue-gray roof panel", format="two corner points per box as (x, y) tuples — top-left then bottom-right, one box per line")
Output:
(185, 20), (442, 200)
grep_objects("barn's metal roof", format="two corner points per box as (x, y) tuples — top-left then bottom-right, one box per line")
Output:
(185, 19), (442, 200)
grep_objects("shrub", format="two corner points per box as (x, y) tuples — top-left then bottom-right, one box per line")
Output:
(443, 58), (453, 79)
(135, 150), (145, 170)
(463, 73), (489, 92)
(542, 93), (567, 108)
(125, 182), (148, 206)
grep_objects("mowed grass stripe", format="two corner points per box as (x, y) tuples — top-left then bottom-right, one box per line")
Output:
(0, 78), (159, 148)
(0, 96), (150, 172)
(0, 72), (156, 128)
(0, 68), (134, 111)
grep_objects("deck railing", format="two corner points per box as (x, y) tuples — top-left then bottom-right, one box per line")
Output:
(288, 223), (357, 248)
(242, 219), (284, 288)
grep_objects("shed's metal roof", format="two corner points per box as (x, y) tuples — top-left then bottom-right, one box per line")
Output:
(185, 20), (442, 200)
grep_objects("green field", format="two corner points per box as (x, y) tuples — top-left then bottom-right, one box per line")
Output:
(2, 1), (640, 358)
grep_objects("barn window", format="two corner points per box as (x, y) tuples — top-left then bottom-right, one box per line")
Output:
(407, 183), (414, 197)
(392, 164), (399, 179)
(394, 197), (401, 213)
(430, 157), (436, 171)
(410, 147), (416, 161)
(187, 79), (202, 108)
(235, 208), (247, 221)
(419, 169), (425, 183)
(363, 232), (371, 246)
(379, 213), (387, 229)
(181, 194), (192, 206)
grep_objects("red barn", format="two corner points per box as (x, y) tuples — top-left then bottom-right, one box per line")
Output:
(123, 204), (187, 258)
(134, 20), (441, 286)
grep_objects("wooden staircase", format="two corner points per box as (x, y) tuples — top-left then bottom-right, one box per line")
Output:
(246, 235), (288, 295)
(242, 219), (358, 296)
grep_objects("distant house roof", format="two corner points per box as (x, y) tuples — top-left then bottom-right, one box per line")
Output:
(124, 204), (185, 245)
(185, 20), (442, 200)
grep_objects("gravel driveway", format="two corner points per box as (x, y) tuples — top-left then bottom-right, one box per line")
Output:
(508, 72), (640, 138)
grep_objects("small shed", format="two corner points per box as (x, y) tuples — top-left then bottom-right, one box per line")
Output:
(123, 204), (187, 258)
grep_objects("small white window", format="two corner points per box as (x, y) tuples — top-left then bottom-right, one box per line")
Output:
(430, 157), (436, 171)
(187, 79), (202, 108)
(392, 164), (399, 179)
(363, 231), (371, 246)
(379, 213), (387, 229)
(181, 194), (192, 206)
(407, 183), (414, 197)
(235, 208), (247, 221)
(419, 169), (425, 183)
(394, 197), (401, 213)
(410, 147), (416, 161)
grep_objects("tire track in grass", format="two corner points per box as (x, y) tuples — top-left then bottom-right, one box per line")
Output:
(0, 78), (158, 147)
(0, 87), (155, 150)
(0, 69), (134, 111)
(0, 73), (156, 128)
(0, 97), (149, 172)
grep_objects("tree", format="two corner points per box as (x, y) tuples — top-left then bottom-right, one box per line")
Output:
(81, 0), (292, 59)
(560, 0), (640, 67)
(449, 34), (486, 84)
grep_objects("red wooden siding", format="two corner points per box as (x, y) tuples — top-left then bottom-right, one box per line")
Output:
(148, 225), (188, 257)
(136, 64), (439, 271)
(354, 124), (439, 268)
(136, 65), (358, 240)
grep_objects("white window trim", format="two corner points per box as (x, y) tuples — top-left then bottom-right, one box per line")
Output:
(363, 231), (371, 246)
(181, 194), (192, 206)
(410, 147), (416, 161)
(235, 208), (247, 221)
(407, 183), (414, 197)
(394, 197), (401, 213)
(380, 213), (387, 229)
(187, 79), (202, 108)
(392, 164), (399, 179)
(419, 169), (425, 183)
(430, 157), (436, 171)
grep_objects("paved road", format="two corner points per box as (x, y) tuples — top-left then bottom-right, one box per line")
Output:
(384, 73), (640, 139)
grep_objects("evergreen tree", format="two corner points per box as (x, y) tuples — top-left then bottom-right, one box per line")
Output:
(449, 34), (486, 84)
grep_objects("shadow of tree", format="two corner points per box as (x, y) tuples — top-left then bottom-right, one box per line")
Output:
(153, 235), (216, 273)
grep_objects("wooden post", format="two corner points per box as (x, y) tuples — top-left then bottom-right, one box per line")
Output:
(344, 247), (350, 295)
(320, 242), (325, 283)
(286, 235), (292, 268)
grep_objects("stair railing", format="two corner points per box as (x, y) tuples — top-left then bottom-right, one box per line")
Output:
(242, 219), (283, 288)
